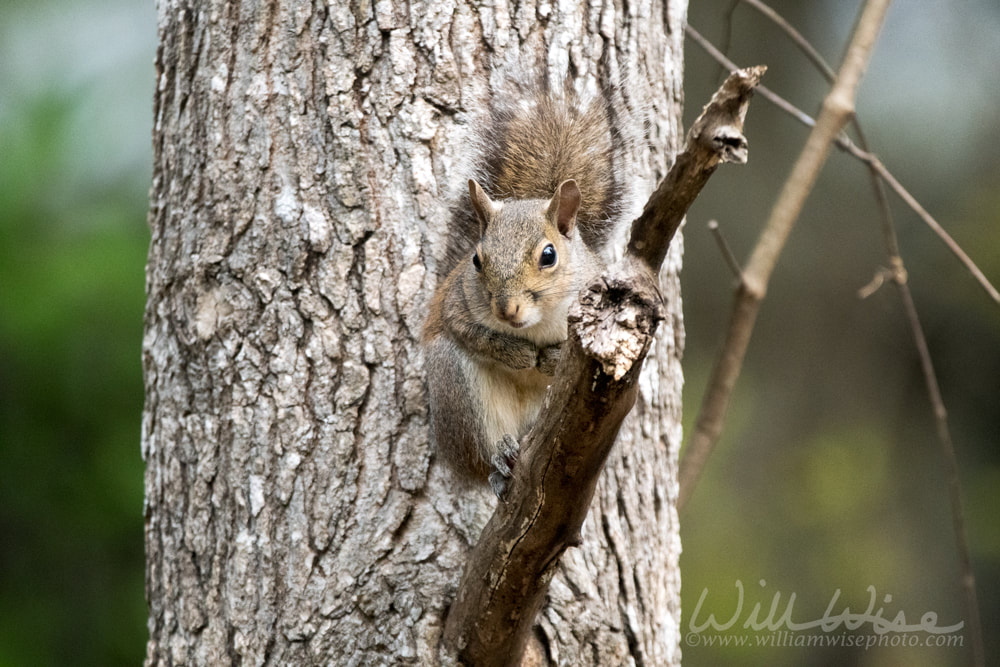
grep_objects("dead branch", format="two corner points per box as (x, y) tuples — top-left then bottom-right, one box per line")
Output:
(678, 0), (893, 511)
(840, 146), (1000, 306)
(441, 66), (765, 667)
(755, 1), (987, 659)
(738, 0), (835, 80)
(687, 9), (987, 663)
(740, 1), (987, 661)
(708, 220), (743, 279)
(686, 24), (1000, 306)
(735, 0), (999, 310)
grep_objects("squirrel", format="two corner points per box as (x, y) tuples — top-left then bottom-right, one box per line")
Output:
(422, 67), (634, 496)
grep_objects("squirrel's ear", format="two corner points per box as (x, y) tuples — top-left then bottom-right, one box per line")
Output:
(547, 179), (581, 237)
(469, 179), (494, 233)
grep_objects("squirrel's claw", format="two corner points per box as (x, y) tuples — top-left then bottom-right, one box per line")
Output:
(488, 435), (520, 497)
(488, 470), (509, 498)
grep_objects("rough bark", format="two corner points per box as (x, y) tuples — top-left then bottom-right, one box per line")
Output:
(143, 0), (686, 665)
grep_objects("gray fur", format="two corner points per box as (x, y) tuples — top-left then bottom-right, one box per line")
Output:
(423, 62), (635, 490)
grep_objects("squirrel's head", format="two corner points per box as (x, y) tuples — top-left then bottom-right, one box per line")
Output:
(467, 179), (582, 331)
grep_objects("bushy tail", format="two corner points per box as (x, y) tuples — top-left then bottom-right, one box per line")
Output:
(441, 58), (636, 273)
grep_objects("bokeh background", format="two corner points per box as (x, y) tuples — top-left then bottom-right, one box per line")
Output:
(0, 1), (995, 665)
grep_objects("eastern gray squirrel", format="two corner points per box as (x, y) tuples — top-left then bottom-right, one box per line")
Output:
(423, 67), (635, 496)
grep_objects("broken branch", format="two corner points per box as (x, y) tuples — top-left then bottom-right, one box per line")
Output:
(442, 66), (765, 667)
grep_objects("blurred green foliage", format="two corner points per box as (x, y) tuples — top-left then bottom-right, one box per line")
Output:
(0, 1), (996, 666)
(0, 2), (151, 664)
(0, 98), (148, 665)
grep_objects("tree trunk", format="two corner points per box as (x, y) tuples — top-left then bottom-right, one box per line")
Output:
(143, 0), (686, 664)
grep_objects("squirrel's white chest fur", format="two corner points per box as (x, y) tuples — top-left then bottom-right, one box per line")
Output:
(461, 355), (550, 458)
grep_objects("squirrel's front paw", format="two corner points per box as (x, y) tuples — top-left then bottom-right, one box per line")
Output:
(488, 434), (520, 498)
(505, 346), (538, 371)
(537, 343), (562, 376)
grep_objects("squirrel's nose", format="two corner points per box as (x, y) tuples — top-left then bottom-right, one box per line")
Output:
(494, 296), (522, 325)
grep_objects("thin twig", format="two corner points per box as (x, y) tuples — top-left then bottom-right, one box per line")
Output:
(678, 0), (893, 509)
(686, 23), (1000, 307)
(737, 0), (998, 308)
(734, 1), (986, 661)
(900, 281), (986, 667)
(857, 266), (893, 299)
(840, 144), (1000, 306)
(687, 7), (987, 664)
(740, 0), (836, 80)
(717, 1), (740, 83)
(708, 220), (743, 279)
(687, 26), (817, 128)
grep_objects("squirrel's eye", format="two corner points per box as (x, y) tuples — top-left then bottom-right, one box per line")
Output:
(539, 244), (557, 268)
(472, 252), (482, 272)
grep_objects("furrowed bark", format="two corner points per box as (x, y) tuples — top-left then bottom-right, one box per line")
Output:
(144, 1), (690, 665)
